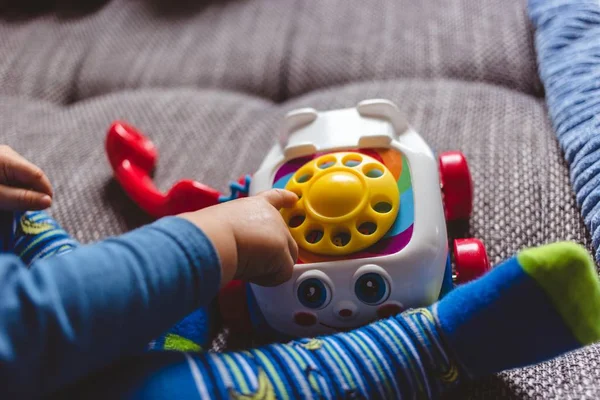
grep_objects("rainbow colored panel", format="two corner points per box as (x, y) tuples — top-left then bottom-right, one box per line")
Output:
(272, 148), (414, 263)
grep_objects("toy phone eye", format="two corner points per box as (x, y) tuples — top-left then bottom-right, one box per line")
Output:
(354, 273), (389, 305)
(297, 278), (331, 309)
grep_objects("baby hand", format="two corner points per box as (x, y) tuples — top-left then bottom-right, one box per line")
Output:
(180, 189), (299, 287)
(0, 145), (53, 211)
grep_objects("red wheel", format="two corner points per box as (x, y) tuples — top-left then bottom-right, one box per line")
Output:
(218, 280), (253, 334)
(454, 238), (490, 284)
(439, 151), (473, 221)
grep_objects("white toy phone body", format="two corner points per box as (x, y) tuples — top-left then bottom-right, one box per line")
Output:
(248, 99), (448, 337)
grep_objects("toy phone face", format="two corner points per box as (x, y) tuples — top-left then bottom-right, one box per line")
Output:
(264, 147), (415, 334)
(289, 263), (404, 334)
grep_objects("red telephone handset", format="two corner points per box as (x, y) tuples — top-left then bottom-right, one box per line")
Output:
(105, 121), (223, 218)
(106, 121), (260, 333)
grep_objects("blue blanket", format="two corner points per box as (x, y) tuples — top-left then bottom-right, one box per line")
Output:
(529, 0), (600, 261)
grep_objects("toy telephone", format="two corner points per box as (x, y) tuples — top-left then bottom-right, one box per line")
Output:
(105, 99), (490, 338)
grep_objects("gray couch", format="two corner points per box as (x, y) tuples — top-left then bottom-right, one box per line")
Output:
(1, 0), (598, 398)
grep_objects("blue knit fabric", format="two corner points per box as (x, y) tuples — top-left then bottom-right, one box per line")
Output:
(436, 257), (579, 375)
(529, 0), (600, 260)
(0, 210), (215, 353)
(55, 242), (600, 399)
(0, 211), (78, 265)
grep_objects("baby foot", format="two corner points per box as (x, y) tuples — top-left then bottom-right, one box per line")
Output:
(434, 241), (600, 377)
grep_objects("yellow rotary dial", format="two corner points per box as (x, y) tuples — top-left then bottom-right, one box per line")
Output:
(281, 152), (400, 256)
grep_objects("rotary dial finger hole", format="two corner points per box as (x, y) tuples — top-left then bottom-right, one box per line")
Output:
(357, 221), (377, 236)
(342, 154), (363, 167)
(317, 156), (337, 170)
(305, 227), (324, 244)
(288, 214), (306, 228)
(363, 164), (384, 178)
(331, 229), (351, 248)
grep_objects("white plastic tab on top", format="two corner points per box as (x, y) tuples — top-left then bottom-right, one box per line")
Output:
(279, 99), (409, 158)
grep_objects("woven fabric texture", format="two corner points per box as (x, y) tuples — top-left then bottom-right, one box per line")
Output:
(0, 0), (541, 104)
(0, 0), (598, 398)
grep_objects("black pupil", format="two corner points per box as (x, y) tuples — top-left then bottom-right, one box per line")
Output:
(304, 284), (321, 304)
(362, 278), (379, 298)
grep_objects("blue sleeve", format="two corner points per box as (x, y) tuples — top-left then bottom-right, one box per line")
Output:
(0, 216), (221, 398)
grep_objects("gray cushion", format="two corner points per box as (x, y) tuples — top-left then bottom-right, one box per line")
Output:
(0, 0), (597, 398)
(0, 0), (541, 103)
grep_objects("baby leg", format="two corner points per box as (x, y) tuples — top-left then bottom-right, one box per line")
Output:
(436, 241), (600, 376)
(148, 305), (218, 353)
(14, 211), (79, 265)
(59, 242), (600, 399)
(0, 210), (79, 266)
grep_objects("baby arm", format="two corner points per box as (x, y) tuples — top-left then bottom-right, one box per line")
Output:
(0, 188), (298, 398)
(0, 216), (220, 398)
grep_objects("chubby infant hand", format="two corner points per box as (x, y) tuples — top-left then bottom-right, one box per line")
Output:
(179, 189), (299, 287)
(0, 145), (53, 211)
